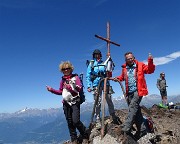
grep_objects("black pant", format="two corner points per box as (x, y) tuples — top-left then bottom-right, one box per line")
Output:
(63, 101), (86, 142)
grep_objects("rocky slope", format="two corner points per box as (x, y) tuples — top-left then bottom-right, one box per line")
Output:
(63, 104), (180, 144)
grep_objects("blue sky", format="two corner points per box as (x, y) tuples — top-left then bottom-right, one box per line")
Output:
(0, 0), (180, 113)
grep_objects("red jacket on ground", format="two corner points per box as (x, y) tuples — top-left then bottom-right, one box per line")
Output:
(116, 58), (155, 96)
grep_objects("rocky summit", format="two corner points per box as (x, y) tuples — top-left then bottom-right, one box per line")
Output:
(63, 104), (180, 144)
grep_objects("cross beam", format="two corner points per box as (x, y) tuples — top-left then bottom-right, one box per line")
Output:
(95, 22), (120, 57)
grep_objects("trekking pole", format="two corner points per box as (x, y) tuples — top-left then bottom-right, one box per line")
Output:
(101, 77), (124, 139)
(90, 91), (99, 123)
(101, 77), (108, 139)
(79, 73), (84, 88)
(90, 78), (104, 124)
(108, 77), (126, 99)
(100, 77), (126, 139)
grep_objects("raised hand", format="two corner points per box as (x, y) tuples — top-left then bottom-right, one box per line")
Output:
(148, 53), (153, 59)
(46, 85), (52, 91)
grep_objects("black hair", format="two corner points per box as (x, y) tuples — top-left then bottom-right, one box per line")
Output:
(92, 49), (102, 58)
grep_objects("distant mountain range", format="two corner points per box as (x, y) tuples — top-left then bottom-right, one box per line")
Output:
(0, 94), (179, 144)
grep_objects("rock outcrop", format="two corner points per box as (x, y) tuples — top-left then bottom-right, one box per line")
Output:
(63, 104), (180, 144)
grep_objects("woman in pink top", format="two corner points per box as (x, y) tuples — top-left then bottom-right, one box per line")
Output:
(46, 61), (88, 144)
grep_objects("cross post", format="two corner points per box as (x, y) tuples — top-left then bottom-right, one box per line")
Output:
(95, 21), (120, 57)
(95, 22), (121, 139)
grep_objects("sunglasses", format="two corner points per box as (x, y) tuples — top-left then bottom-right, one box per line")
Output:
(126, 57), (134, 61)
(62, 68), (71, 71)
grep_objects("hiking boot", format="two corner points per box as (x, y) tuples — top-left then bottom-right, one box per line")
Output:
(95, 119), (101, 129)
(120, 130), (138, 143)
(134, 130), (147, 140)
(119, 124), (124, 129)
(77, 133), (89, 144)
(71, 139), (78, 144)
(82, 138), (89, 143)
(112, 116), (122, 125)
(121, 129), (131, 135)
(111, 112), (122, 125)
(95, 121), (101, 129)
(83, 132), (89, 140)
(121, 126), (129, 133)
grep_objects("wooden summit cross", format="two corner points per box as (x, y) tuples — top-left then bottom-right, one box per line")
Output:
(95, 22), (120, 139)
(95, 21), (120, 57)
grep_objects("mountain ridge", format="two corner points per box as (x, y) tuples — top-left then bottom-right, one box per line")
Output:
(0, 94), (179, 143)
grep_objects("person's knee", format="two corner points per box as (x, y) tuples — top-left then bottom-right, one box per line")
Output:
(129, 101), (139, 109)
(73, 119), (81, 126)
(72, 115), (80, 126)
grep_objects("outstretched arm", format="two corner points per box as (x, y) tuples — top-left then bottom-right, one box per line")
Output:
(115, 68), (125, 82)
(46, 80), (63, 95)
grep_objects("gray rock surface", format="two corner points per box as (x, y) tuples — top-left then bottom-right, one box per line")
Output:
(63, 104), (180, 144)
